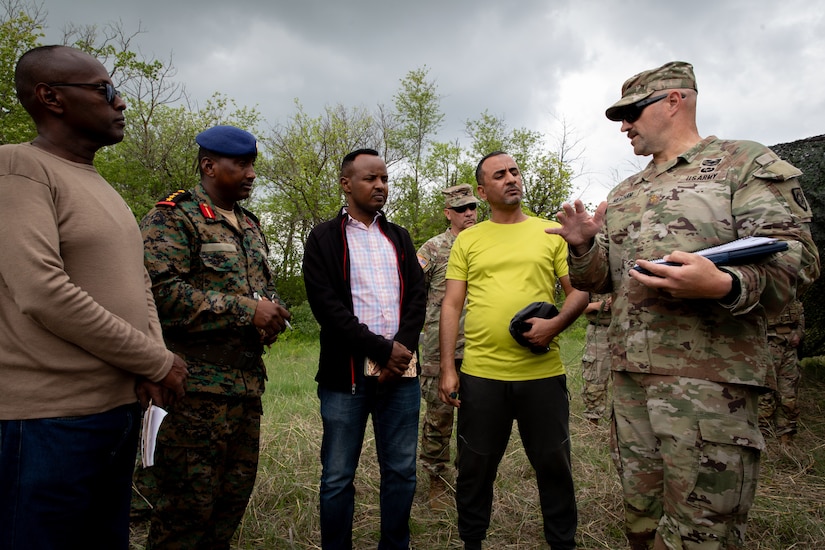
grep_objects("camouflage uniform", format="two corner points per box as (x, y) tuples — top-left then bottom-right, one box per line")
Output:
(581, 293), (611, 422)
(758, 299), (804, 438)
(569, 136), (819, 549)
(131, 450), (158, 520)
(139, 183), (280, 549)
(417, 229), (466, 478)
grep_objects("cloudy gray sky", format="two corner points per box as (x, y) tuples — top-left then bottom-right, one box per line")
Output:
(40, 0), (825, 205)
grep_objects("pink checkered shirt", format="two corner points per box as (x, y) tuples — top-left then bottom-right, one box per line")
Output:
(345, 211), (400, 339)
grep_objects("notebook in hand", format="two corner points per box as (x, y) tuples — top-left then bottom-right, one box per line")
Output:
(632, 237), (789, 276)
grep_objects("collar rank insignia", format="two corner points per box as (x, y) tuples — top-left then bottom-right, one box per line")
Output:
(199, 203), (216, 219)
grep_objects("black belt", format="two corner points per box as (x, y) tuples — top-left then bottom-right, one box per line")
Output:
(166, 337), (263, 370)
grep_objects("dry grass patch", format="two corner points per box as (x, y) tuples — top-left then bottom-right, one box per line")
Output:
(131, 328), (825, 549)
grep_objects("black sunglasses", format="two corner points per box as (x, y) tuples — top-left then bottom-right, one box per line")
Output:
(621, 92), (686, 123)
(450, 203), (477, 213)
(48, 82), (121, 104)
(621, 93), (668, 123)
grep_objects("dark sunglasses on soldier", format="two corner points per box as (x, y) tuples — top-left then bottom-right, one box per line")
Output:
(622, 92), (686, 123)
(48, 82), (121, 104)
(450, 203), (477, 213)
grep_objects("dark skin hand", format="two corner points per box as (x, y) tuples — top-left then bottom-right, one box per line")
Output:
(253, 298), (292, 345)
(136, 354), (189, 408)
(377, 341), (414, 383)
(136, 379), (173, 410)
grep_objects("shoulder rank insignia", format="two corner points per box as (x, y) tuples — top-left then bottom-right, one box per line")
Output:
(156, 189), (191, 207)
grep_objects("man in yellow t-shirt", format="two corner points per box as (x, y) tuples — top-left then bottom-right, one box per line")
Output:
(439, 151), (588, 550)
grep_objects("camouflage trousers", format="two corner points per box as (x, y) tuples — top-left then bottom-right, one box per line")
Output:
(147, 392), (262, 550)
(757, 332), (801, 437)
(132, 449), (159, 518)
(581, 323), (611, 421)
(419, 372), (457, 478)
(610, 372), (764, 550)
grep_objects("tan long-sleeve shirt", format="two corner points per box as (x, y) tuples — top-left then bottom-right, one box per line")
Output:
(0, 143), (174, 419)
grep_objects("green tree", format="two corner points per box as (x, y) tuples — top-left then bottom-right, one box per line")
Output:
(465, 111), (576, 218)
(0, 0), (43, 144)
(413, 139), (480, 245)
(386, 66), (445, 243)
(254, 101), (383, 305)
(96, 94), (262, 219)
(465, 110), (511, 159)
(56, 21), (262, 219)
(509, 127), (575, 219)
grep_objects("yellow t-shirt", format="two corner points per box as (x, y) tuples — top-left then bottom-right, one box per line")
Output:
(446, 216), (569, 381)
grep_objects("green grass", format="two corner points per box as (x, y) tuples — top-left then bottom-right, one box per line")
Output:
(131, 320), (825, 548)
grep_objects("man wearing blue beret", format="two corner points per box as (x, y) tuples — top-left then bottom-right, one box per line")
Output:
(139, 125), (291, 548)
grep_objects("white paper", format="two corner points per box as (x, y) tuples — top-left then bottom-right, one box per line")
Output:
(141, 404), (168, 468)
(692, 236), (779, 257)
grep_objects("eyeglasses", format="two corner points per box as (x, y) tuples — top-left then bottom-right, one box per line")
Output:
(450, 203), (477, 213)
(48, 82), (121, 104)
(621, 92), (686, 123)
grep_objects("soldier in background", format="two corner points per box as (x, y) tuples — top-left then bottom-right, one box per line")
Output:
(759, 299), (805, 446)
(549, 61), (819, 548)
(580, 293), (611, 425)
(139, 125), (290, 549)
(416, 184), (479, 510)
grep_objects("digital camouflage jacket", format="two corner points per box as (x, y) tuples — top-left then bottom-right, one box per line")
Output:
(140, 184), (281, 396)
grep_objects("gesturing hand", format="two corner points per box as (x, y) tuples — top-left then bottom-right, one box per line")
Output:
(545, 200), (607, 255)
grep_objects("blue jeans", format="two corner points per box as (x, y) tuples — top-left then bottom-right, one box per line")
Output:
(318, 377), (420, 550)
(0, 402), (141, 550)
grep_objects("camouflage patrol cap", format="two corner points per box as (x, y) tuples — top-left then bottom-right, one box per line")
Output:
(196, 125), (258, 156)
(442, 184), (479, 208)
(605, 61), (697, 121)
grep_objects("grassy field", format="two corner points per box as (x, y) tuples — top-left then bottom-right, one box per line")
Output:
(130, 319), (825, 549)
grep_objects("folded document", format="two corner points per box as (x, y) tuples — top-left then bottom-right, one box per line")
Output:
(140, 403), (168, 468)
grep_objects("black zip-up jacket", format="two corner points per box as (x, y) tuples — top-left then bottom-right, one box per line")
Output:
(302, 209), (426, 393)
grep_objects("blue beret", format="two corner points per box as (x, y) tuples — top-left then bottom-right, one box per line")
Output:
(195, 125), (258, 157)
